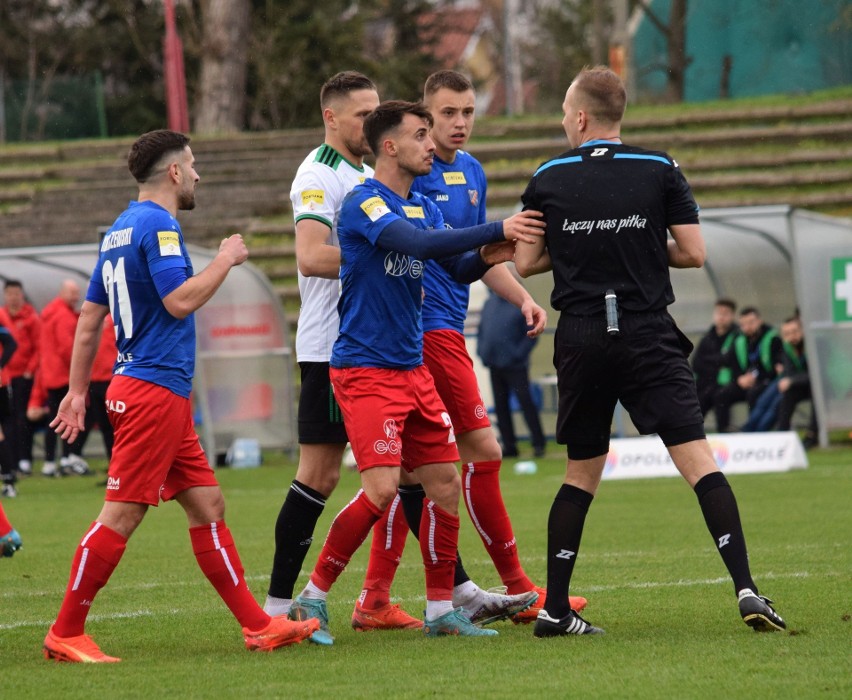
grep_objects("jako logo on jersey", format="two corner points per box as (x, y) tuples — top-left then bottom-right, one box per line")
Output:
(718, 534), (731, 549)
(556, 549), (575, 560)
(384, 252), (424, 278)
(106, 399), (127, 413)
(590, 148), (609, 157)
(468, 189), (479, 206)
(435, 194), (449, 202)
(107, 476), (120, 491)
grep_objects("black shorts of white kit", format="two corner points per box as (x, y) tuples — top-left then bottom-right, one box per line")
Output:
(298, 362), (348, 445)
(554, 310), (705, 459)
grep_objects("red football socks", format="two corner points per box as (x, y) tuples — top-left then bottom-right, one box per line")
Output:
(0, 503), (12, 536)
(53, 521), (127, 637)
(462, 460), (534, 593)
(419, 499), (459, 602)
(311, 490), (383, 593)
(359, 494), (409, 610)
(190, 520), (268, 632)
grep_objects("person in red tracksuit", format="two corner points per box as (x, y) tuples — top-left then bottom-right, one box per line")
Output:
(38, 280), (91, 477)
(0, 280), (42, 476)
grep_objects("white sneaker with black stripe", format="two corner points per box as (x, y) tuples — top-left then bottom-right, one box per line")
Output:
(533, 608), (604, 637)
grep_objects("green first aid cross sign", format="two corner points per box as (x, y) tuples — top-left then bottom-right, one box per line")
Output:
(832, 257), (852, 322)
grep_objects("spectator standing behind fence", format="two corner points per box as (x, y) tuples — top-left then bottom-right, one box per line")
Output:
(714, 307), (782, 432)
(477, 288), (547, 458)
(0, 323), (19, 497)
(71, 315), (117, 461)
(39, 279), (92, 476)
(691, 298), (738, 431)
(0, 280), (41, 476)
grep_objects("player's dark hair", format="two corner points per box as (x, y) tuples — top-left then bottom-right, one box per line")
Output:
(127, 129), (191, 183)
(572, 65), (627, 125)
(424, 70), (474, 98)
(320, 71), (377, 109)
(714, 298), (737, 312)
(364, 100), (433, 157)
(739, 306), (760, 318)
(782, 315), (800, 325)
(3, 279), (22, 290)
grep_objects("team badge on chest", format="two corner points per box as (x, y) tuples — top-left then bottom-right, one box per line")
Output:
(468, 189), (479, 206)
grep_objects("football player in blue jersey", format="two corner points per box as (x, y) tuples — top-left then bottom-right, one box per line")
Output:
(288, 101), (547, 639)
(43, 130), (319, 663)
(409, 70), (587, 622)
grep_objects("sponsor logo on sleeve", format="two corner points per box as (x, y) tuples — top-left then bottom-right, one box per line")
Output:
(443, 172), (467, 185)
(360, 196), (391, 222)
(157, 231), (181, 256)
(301, 189), (325, 209)
(402, 205), (425, 219)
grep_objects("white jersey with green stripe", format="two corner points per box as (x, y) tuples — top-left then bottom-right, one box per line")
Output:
(290, 144), (373, 362)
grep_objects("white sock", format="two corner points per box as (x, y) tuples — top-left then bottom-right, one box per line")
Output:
(300, 580), (328, 601)
(425, 600), (454, 621)
(452, 580), (481, 608)
(263, 595), (292, 616)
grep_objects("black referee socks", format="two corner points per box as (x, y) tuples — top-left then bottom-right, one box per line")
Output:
(545, 484), (594, 619)
(694, 471), (758, 596)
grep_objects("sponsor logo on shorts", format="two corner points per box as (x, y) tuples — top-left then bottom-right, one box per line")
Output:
(107, 476), (120, 491)
(474, 404), (486, 419)
(157, 230), (181, 256)
(106, 399), (127, 413)
(373, 419), (401, 456)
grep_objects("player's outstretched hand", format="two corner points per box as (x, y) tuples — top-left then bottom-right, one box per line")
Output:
(501, 210), (545, 244)
(220, 234), (249, 266)
(49, 392), (87, 444)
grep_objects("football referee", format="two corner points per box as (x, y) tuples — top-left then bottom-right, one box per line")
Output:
(515, 66), (785, 637)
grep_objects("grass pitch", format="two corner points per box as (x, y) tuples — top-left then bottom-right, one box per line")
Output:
(2, 444), (850, 699)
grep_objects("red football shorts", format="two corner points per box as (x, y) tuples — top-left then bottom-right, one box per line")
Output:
(329, 365), (459, 471)
(104, 375), (218, 506)
(423, 329), (491, 435)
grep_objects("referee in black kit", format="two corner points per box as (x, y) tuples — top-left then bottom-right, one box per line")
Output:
(514, 66), (785, 637)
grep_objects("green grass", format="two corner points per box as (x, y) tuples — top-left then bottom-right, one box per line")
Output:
(2, 446), (850, 699)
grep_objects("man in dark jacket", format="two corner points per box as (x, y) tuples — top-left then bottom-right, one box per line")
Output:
(691, 298), (738, 430)
(477, 289), (547, 458)
(776, 316), (817, 446)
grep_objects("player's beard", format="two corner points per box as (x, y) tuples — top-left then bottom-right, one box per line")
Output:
(344, 135), (373, 159)
(178, 186), (196, 211)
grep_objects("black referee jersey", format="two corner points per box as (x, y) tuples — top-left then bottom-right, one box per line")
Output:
(521, 139), (699, 317)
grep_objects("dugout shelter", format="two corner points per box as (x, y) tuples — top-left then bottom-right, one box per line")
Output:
(0, 243), (296, 462)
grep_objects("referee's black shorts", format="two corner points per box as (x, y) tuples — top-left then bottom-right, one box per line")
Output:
(553, 310), (705, 459)
(297, 361), (348, 445)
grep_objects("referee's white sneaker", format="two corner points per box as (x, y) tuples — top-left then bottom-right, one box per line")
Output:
(533, 609), (604, 637)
